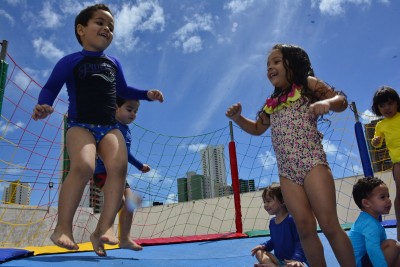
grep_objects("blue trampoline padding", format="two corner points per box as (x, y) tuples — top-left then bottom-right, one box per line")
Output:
(0, 248), (33, 263)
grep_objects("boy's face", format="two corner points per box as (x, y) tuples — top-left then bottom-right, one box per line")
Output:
(116, 100), (139, 125)
(77, 9), (114, 51)
(363, 184), (392, 218)
(263, 194), (284, 216)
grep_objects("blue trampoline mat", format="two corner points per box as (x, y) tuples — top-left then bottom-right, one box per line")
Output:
(2, 229), (397, 267)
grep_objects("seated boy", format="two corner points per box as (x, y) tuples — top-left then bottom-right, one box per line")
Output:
(349, 177), (400, 267)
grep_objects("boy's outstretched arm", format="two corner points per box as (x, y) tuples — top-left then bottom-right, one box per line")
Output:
(147, 89), (164, 102)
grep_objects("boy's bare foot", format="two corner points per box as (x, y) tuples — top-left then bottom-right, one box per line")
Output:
(50, 230), (79, 250)
(119, 239), (143, 251)
(90, 229), (119, 257)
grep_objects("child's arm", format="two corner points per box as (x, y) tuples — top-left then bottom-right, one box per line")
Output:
(114, 58), (163, 102)
(307, 76), (348, 116)
(371, 123), (384, 148)
(32, 56), (70, 120)
(128, 153), (150, 173)
(226, 103), (270, 136)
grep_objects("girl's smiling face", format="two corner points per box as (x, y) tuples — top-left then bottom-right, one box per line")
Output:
(378, 99), (398, 119)
(77, 9), (114, 52)
(267, 49), (291, 90)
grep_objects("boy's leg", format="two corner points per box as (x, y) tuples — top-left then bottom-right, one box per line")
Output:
(91, 129), (127, 256)
(119, 188), (143, 251)
(393, 163), (400, 241)
(51, 127), (96, 250)
(280, 176), (326, 267)
(304, 165), (356, 267)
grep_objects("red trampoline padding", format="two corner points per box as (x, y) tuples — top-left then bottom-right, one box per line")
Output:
(136, 232), (248, 246)
(0, 248), (33, 263)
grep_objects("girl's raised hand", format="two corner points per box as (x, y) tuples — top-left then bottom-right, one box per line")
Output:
(32, 104), (54, 121)
(309, 100), (330, 117)
(226, 103), (242, 121)
(147, 89), (164, 103)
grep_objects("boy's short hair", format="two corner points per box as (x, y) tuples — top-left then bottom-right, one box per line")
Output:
(262, 183), (283, 203)
(116, 95), (140, 107)
(352, 177), (385, 209)
(75, 4), (113, 46)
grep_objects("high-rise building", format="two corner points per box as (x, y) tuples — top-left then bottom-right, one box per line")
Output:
(364, 119), (392, 172)
(239, 179), (255, 193)
(187, 172), (206, 200)
(2, 180), (31, 205)
(177, 177), (188, 202)
(200, 145), (227, 198)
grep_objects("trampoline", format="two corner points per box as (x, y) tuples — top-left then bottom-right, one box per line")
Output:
(2, 228), (396, 267)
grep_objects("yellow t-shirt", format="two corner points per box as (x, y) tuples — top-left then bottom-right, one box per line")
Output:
(372, 112), (400, 163)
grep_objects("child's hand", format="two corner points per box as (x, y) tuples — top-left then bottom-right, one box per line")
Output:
(309, 100), (330, 117)
(32, 104), (54, 121)
(371, 136), (382, 146)
(226, 103), (242, 121)
(147, 90), (164, 102)
(284, 260), (305, 267)
(141, 164), (150, 173)
(251, 245), (264, 256)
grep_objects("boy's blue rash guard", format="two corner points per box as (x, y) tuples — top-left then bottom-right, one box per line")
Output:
(38, 49), (150, 125)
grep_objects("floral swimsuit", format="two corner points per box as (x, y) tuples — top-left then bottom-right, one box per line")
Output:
(263, 85), (328, 185)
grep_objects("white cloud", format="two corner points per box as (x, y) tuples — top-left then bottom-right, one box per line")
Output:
(164, 193), (177, 204)
(186, 143), (208, 152)
(360, 109), (379, 124)
(32, 38), (65, 62)
(114, 1), (165, 52)
(258, 150), (276, 170)
(0, 121), (25, 135)
(312, 0), (374, 15)
(224, 0), (255, 14)
(39, 2), (62, 28)
(173, 13), (213, 54)
(0, 9), (15, 25)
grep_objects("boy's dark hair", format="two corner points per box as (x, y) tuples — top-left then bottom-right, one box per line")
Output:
(262, 183), (283, 204)
(352, 177), (385, 209)
(116, 95), (139, 107)
(371, 86), (400, 116)
(75, 4), (113, 46)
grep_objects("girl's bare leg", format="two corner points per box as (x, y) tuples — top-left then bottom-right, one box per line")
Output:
(119, 190), (142, 251)
(50, 127), (96, 250)
(280, 176), (326, 267)
(304, 165), (356, 267)
(392, 163), (400, 241)
(91, 129), (127, 256)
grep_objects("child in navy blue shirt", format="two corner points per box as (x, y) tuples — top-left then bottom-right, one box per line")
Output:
(32, 4), (163, 256)
(251, 184), (307, 267)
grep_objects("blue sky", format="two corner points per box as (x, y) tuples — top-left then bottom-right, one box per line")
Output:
(1, 0), (399, 134)
(1, 0), (400, 205)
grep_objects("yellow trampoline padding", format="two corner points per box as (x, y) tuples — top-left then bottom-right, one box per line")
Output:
(24, 242), (119, 255)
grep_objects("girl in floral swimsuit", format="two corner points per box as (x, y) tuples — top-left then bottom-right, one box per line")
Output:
(226, 44), (355, 267)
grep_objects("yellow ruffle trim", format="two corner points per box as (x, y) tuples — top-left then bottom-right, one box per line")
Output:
(263, 86), (301, 114)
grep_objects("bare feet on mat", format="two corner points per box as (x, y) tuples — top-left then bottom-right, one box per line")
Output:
(119, 239), (143, 251)
(50, 230), (79, 250)
(90, 229), (119, 257)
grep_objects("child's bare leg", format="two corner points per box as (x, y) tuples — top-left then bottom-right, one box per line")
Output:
(280, 177), (326, 267)
(51, 128), (96, 250)
(381, 239), (400, 267)
(255, 250), (279, 265)
(91, 129), (127, 256)
(305, 165), (356, 267)
(393, 163), (400, 241)
(119, 190), (142, 251)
